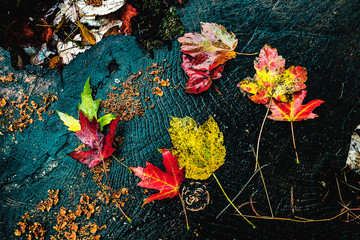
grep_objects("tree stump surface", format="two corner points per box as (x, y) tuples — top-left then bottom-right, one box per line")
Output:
(1, 0), (360, 239)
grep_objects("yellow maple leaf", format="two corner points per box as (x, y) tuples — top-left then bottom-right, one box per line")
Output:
(168, 116), (226, 180)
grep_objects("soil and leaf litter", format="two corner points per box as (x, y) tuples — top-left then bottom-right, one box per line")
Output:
(1, 0), (360, 238)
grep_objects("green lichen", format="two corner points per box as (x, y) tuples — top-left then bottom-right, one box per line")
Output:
(159, 7), (184, 41)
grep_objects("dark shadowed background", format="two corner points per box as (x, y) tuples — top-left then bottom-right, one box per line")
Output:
(1, 0), (360, 239)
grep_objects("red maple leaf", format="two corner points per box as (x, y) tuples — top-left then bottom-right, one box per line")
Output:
(68, 110), (120, 168)
(130, 149), (185, 206)
(267, 90), (324, 122)
(181, 54), (224, 94)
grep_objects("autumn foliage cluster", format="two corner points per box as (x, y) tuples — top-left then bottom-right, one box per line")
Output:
(53, 22), (325, 233)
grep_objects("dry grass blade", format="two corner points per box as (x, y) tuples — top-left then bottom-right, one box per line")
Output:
(254, 97), (274, 217)
(216, 163), (268, 219)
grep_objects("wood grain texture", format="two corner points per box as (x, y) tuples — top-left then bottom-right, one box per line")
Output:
(1, 0), (360, 239)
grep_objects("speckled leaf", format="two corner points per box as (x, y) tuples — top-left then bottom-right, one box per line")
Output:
(178, 22), (237, 71)
(168, 116), (226, 180)
(238, 45), (307, 104)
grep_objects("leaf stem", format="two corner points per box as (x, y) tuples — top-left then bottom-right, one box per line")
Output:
(290, 121), (300, 164)
(235, 52), (258, 56)
(212, 173), (256, 229)
(255, 97), (274, 217)
(179, 194), (189, 230)
(112, 155), (132, 174)
(101, 159), (132, 223)
(212, 85), (222, 95)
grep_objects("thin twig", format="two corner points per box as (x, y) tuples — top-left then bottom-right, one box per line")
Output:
(212, 85), (222, 95)
(291, 186), (295, 217)
(101, 159), (132, 223)
(234, 209), (349, 223)
(112, 155), (132, 174)
(335, 175), (343, 203)
(213, 173), (256, 228)
(216, 163), (268, 218)
(179, 194), (189, 230)
(255, 96), (274, 217)
(250, 191), (261, 217)
(290, 121), (300, 164)
(338, 179), (360, 191)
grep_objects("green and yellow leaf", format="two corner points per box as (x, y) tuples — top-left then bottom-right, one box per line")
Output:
(78, 78), (101, 121)
(57, 111), (81, 131)
(98, 113), (117, 131)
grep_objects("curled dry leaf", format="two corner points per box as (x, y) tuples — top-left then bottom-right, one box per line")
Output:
(76, 0), (125, 27)
(346, 124), (360, 171)
(131, 150), (185, 205)
(30, 43), (55, 66)
(76, 21), (97, 45)
(238, 45), (307, 104)
(53, 0), (79, 25)
(57, 37), (90, 65)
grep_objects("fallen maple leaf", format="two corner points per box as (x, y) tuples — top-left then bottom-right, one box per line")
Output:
(168, 116), (226, 180)
(167, 116), (255, 227)
(238, 45), (307, 104)
(181, 54), (224, 94)
(178, 22), (238, 71)
(58, 78), (116, 131)
(267, 90), (324, 122)
(68, 111), (120, 168)
(267, 90), (324, 163)
(57, 111), (81, 131)
(131, 149), (185, 205)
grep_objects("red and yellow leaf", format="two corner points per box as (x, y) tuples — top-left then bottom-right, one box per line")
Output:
(130, 150), (185, 205)
(238, 45), (307, 104)
(267, 90), (324, 122)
